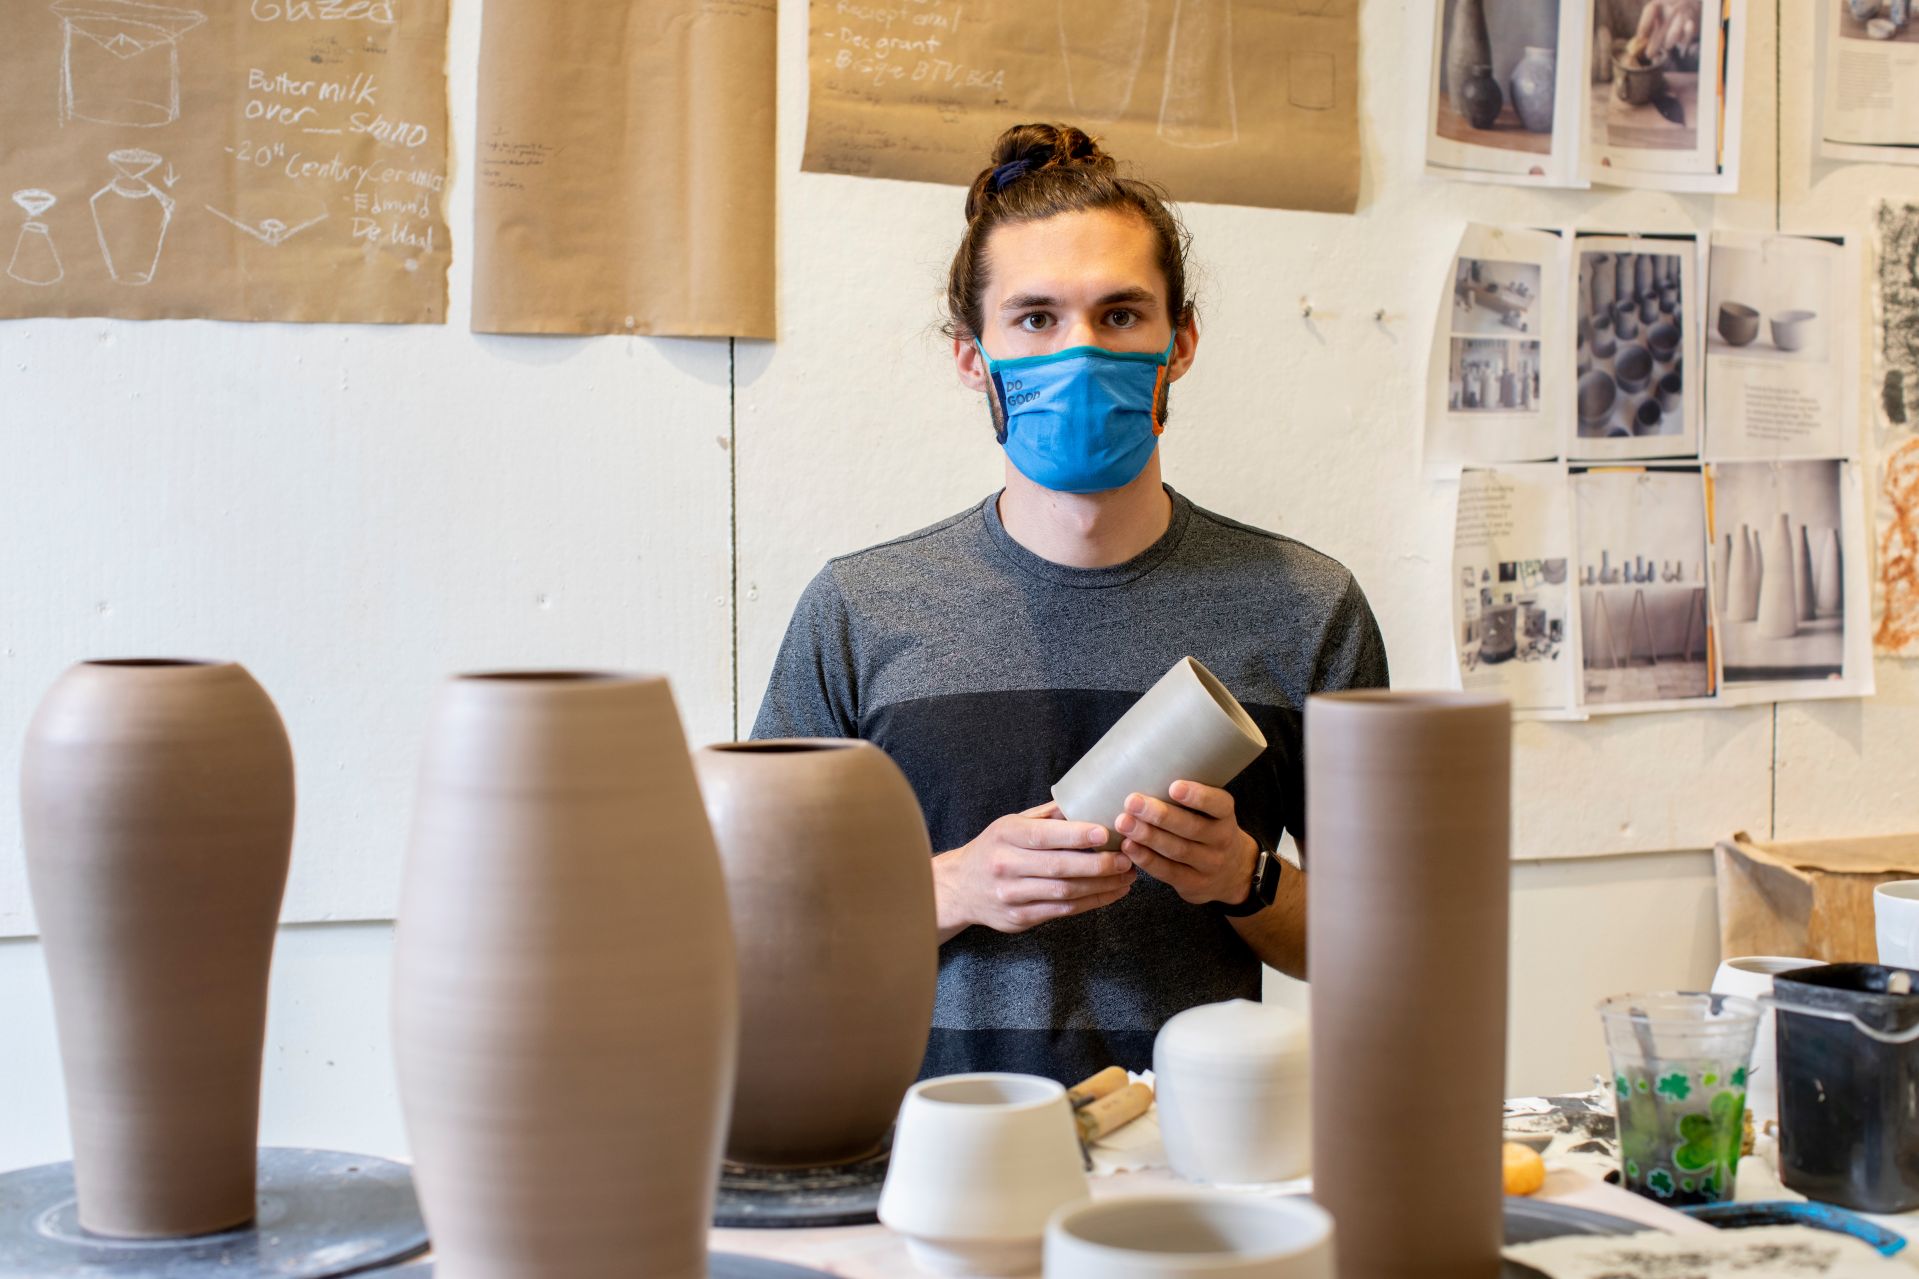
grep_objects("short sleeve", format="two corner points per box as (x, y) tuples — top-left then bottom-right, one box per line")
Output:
(1311, 574), (1390, 694)
(749, 567), (861, 740)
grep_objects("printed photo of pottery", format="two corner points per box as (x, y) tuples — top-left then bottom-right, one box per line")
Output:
(1449, 338), (1542, 412)
(1710, 461), (1847, 684)
(1575, 248), (1686, 440)
(1707, 241), (1831, 363)
(1840, 0), (1919, 44)
(1572, 466), (1715, 705)
(1452, 257), (1542, 336)
(1435, 0), (1563, 153)
(1458, 558), (1569, 672)
(1589, 0), (1702, 152)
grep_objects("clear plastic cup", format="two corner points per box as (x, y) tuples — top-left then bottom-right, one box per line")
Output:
(1597, 992), (1762, 1205)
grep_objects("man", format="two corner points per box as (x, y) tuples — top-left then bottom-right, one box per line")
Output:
(753, 124), (1388, 1081)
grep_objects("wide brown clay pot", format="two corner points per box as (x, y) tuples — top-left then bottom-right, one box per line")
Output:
(1307, 691), (1510, 1279)
(695, 739), (936, 1167)
(21, 659), (294, 1238)
(393, 672), (737, 1279)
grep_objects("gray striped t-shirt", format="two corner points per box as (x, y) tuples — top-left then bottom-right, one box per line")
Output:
(751, 486), (1388, 1082)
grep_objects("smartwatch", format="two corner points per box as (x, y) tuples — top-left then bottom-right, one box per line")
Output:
(1209, 844), (1281, 918)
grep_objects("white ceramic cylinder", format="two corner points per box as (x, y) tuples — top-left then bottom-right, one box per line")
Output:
(1814, 527), (1843, 616)
(1756, 515), (1799, 640)
(1876, 881), (1919, 969)
(1709, 956), (1820, 1134)
(1052, 657), (1267, 851)
(1045, 1195), (1335, 1279)
(878, 1074), (1088, 1276)
(1155, 999), (1310, 1186)
(1727, 525), (1757, 623)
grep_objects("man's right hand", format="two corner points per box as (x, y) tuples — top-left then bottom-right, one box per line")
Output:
(933, 802), (1138, 942)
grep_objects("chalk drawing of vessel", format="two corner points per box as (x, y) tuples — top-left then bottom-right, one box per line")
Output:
(1058, 0), (1152, 121)
(52, 0), (206, 128)
(91, 149), (173, 285)
(9, 190), (64, 287)
(205, 204), (328, 247)
(1159, 0), (1238, 148)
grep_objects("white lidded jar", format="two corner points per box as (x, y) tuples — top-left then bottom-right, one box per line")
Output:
(1154, 998), (1311, 1186)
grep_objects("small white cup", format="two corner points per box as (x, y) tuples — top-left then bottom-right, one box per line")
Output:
(1052, 657), (1267, 851)
(1045, 1194), (1335, 1279)
(1709, 956), (1821, 1133)
(877, 1073), (1088, 1276)
(1877, 881), (1919, 970)
(1155, 999), (1310, 1186)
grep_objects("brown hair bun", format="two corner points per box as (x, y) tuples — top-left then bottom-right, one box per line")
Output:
(945, 122), (1195, 343)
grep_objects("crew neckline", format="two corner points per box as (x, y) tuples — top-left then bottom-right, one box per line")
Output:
(980, 485), (1192, 588)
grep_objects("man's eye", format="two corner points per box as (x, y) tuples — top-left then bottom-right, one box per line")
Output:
(1107, 309), (1138, 328)
(1018, 313), (1052, 332)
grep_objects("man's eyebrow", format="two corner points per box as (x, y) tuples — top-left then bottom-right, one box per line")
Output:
(998, 287), (1161, 311)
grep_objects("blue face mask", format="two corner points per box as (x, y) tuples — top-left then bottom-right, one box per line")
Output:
(975, 334), (1177, 495)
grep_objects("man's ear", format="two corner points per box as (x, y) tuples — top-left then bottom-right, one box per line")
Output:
(1167, 312), (1200, 386)
(955, 335), (991, 393)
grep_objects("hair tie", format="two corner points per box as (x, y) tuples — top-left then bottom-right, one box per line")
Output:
(991, 159), (1033, 191)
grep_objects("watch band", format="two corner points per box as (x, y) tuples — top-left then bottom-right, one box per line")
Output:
(1209, 845), (1280, 918)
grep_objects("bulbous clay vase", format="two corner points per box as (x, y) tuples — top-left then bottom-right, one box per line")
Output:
(1307, 691), (1510, 1279)
(393, 672), (737, 1279)
(1509, 46), (1557, 132)
(22, 659), (294, 1239)
(695, 739), (937, 1167)
(1459, 64), (1503, 130)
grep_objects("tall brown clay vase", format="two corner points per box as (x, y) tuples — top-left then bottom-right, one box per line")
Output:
(1307, 691), (1510, 1279)
(21, 659), (294, 1238)
(392, 672), (737, 1279)
(695, 740), (936, 1167)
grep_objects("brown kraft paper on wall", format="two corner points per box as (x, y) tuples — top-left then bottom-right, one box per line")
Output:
(1716, 832), (1919, 963)
(802, 0), (1359, 214)
(472, 0), (776, 338)
(0, 0), (449, 324)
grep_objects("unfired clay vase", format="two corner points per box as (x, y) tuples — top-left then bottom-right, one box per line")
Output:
(1795, 525), (1818, 623)
(695, 739), (936, 1167)
(1155, 999), (1310, 1186)
(879, 1074), (1090, 1276)
(1757, 514), (1800, 639)
(1307, 691), (1509, 1279)
(1815, 527), (1844, 615)
(393, 672), (737, 1279)
(22, 659), (294, 1239)
(1727, 524), (1758, 623)
(1052, 657), (1267, 852)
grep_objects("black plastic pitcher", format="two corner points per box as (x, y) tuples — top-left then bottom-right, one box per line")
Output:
(1773, 964), (1919, 1213)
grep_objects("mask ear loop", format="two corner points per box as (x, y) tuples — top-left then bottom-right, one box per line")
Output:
(974, 338), (1010, 445)
(1152, 331), (1177, 436)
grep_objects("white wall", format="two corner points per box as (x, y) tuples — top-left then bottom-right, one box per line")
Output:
(2, 0), (1915, 1169)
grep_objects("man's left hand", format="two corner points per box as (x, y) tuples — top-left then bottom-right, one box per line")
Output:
(1113, 781), (1258, 907)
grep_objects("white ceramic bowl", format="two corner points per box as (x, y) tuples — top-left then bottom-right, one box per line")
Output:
(1876, 881), (1919, 969)
(1710, 956), (1820, 1132)
(1155, 999), (1310, 1186)
(877, 1073), (1088, 1276)
(1045, 1194), (1335, 1279)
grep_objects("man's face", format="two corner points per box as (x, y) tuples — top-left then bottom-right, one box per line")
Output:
(956, 208), (1196, 432)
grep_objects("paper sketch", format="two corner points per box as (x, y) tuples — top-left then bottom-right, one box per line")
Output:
(1505, 1222), (1895, 1278)
(53, 0), (205, 129)
(1878, 203), (1919, 437)
(90, 148), (171, 285)
(1058, 0), (1149, 120)
(8, 190), (63, 287)
(1877, 438), (1919, 653)
(204, 204), (327, 247)
(1159, 0), (1239, 147)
